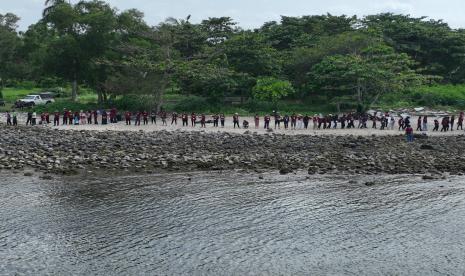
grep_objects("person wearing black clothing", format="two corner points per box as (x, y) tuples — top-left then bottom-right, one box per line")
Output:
(303, 115), (310, 129)
(416, 116), (422, 131)
(102, 111), (108, 125)
(274, 114), (281, 129)
(26, 112), (32, 126)
(161, 111), (167, 126)
(134, 112), (141, 126)
(213, 114), (219, 127)
(340, 115), (346, 129)
(283, 115), (289, 129)
(87, 111), (92, 124)
(220, 114), (225, 127)
(151, 111), (157, 124)
(233, 113), (240, 128)
(433, 119), (440, 131)
(264, 115), (271, 129)
(6, 112), (12, 126)
(93, 110), (98, 125)
(332, 115), (338, 129)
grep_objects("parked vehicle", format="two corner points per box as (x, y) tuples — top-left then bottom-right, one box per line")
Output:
(39, 92), (56, 103)
(19, 94), (54, 106)
(14, 100), (35, 109)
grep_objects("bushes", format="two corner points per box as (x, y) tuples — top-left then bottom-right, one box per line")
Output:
(113, 95), (157, 111)
(7, 80), (37, 90)
(378, 84), (465, 110)
(173, 96), (209, 112)
(37, 77), (65, 89)
(32, 100), (98, 113)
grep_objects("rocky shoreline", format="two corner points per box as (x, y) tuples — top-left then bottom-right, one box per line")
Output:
(1, 124), (465, 177)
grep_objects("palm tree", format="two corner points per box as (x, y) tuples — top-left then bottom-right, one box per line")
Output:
(43, 0), (68, 17)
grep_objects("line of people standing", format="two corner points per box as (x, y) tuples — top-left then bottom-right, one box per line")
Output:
(6, 109), (465, 134)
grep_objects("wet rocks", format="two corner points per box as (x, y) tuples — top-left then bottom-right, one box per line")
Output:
(364, 181), (376, 186)
(279, 167), (293, 175)
(420, 144), (435, 150)
(1, 124), (465, 176)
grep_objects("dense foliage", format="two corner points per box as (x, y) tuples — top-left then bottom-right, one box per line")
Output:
(1, 0), (465, 111)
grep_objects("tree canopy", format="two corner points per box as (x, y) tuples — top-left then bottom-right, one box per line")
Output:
(1, 2), (465, 111)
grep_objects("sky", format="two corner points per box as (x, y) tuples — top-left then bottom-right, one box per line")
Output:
(2, 0), (465, 31)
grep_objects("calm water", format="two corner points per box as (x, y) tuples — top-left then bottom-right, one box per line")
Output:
(1, 171), (465, 275)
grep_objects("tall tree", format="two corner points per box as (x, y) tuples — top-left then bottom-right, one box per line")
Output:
(363, 13), (465, 83)
(0, 13), (21, 92)
(310, 44), (426, 109)
(43, 0), (118, 101)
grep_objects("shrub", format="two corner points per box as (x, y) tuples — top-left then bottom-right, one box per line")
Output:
(15, 81), (37, 90)
(174, 96), (209, 112)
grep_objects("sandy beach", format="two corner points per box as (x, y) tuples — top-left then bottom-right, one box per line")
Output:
(45, 115), (464, 137)
(1, 113), (464, 136)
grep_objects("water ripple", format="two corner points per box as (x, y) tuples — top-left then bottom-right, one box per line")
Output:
(1, 172), (465, 275)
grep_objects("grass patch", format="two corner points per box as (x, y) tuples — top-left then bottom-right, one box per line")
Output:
(2, 84), (465, 115)
(378, 84), (465, 111)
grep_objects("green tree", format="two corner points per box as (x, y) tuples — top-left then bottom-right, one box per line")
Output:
(222, 31), (282, 77)
(0, 13), (21, 92)
(260, 14), (358, 50)
(310, 45), (426, 109)
(362, 13), (465, 83)
(252, 77), (295, 108)
(43, 0), (119, 101)
(201, 17), (237, 45)
(285, 31), (381, 94)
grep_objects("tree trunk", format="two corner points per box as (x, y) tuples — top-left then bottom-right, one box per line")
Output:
(97, 90), (103, 105)
(155, 71), (169, 113)
(357, 78), (362, 106)
(72, 78), (78, 102)
(0, 77), (4, 98)
(155, 42), (172, 113)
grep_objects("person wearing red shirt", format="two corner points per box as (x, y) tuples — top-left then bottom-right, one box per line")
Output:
(171, 112), (178, 125)
(40, 113), (46, 125)
(405, 125), (414, 142)
(143, 111), (149, 125)
(200, 114), (206, 128)
(125, 111), (132, 125)
(182, 113), (188, 126)
(291, 114), (297, 130)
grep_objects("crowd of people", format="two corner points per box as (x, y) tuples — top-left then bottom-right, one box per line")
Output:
(4, 109), (465, 141)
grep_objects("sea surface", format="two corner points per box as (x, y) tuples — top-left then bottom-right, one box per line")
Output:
(1, 171), (465, 275)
